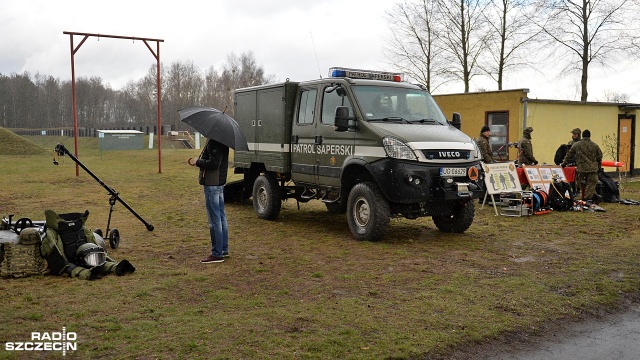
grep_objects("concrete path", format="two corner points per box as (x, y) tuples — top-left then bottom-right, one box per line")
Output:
(482, 303), (640, 360)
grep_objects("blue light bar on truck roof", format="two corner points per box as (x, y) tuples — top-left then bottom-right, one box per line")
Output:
(329, 67), (403, 82)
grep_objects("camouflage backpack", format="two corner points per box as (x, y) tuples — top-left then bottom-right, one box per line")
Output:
(0, 226), (47, 278)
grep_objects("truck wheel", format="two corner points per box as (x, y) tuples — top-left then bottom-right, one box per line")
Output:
(252, 174), (282, 220)
(347, 182), (390, 241)
(432, 200), (475, 233)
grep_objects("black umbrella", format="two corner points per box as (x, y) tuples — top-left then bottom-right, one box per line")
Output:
(178, 106), (249, 151)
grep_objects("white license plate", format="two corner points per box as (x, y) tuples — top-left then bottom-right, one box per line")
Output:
(440, 167), (466, 177)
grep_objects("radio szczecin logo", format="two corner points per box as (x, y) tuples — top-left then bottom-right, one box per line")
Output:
(5, 327), (77, 356)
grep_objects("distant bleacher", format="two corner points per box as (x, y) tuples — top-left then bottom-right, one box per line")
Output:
(168, 131), (194, 148)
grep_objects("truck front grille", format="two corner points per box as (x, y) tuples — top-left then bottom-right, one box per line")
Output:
(421, 150), (471, 160)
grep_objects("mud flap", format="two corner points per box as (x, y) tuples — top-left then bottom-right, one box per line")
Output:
(224, 179), (252, 203)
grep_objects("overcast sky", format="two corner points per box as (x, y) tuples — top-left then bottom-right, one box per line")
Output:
(1, 0), (639, 102)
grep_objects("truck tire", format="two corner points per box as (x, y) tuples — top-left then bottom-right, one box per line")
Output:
(347, 182), (390, 241)
(252, 174), (282, 220)
(432, 200), (475, 233)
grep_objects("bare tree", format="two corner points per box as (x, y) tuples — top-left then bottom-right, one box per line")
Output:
(481, 0), (542, 89)
(202, 67), (226, 111)
(536, 0), (640, 101)
(435, 0), (491, 92)
(165, 61), (204, 130)
(383, 0), (452, 92)
(603, 89), (629, 102)
(0, 52), (275, 132)
(128, 65), (166, 127)
(218, 52), (274, 114)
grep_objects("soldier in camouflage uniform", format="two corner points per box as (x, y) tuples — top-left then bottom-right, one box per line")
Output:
(568, 128), (581, 146)
(476, 125), (494, 163)
(562, 129), (603, 203)
(518, 127), (538, 166)
(566, 128), (582, 194)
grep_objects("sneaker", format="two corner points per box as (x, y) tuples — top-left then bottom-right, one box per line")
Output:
(200, 255), (224, 263)
(223, 253), (230, 258)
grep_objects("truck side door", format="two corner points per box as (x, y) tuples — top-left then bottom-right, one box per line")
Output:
(314, 85), (356, 188)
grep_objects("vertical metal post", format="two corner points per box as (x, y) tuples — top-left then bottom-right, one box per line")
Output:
(156, 42), (162, 173)
(69, 35), (81, 176)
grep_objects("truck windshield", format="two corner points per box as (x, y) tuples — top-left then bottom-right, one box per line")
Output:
(351, 86), (448, 125)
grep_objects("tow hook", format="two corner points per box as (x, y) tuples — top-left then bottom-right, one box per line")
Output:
(455, 182), (471, 198)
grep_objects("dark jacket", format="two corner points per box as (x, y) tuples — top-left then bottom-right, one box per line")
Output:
(196, 140), (229, 186)
(518, 133), (537, 165)
(476, 134), (494, 163)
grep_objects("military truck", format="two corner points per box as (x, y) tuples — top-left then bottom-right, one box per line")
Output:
(227, 67), (484, 241)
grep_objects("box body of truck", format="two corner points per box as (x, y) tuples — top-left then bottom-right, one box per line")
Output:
(234, 82), (299, 174)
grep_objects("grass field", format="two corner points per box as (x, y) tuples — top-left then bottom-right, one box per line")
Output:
(1, 134), (640, 359)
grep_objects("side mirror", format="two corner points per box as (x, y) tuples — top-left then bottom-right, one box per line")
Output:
(334, 106), (355, 132)
(450, 112), (461, 130)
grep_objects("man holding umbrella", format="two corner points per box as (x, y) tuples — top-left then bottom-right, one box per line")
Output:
(189, 139), (229, 263)
(180, 106), (249, 264)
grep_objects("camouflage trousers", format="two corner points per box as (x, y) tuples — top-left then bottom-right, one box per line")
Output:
(576, 171), (598, 200)
(69, 261), (119, 280)
(42, 228), (121, 280)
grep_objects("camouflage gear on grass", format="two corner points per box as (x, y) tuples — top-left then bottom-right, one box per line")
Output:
(40, 210), (134, 280)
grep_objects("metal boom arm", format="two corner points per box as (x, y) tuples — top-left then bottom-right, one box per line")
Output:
(54, 144), (154, 231)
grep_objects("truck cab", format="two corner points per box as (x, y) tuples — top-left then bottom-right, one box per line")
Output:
(231, 67), (484, 241)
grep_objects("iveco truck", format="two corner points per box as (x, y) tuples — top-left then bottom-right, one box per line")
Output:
(227, 67), (484, 241)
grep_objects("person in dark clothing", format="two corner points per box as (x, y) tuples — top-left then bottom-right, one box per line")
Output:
(518, 127), (538, 166)
(476, 125), (495, 204)
(476, 125), (494, 163)
(188, 139), (230, 263)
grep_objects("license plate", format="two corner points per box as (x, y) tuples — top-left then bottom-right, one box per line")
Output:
(440, 167), (466, 177)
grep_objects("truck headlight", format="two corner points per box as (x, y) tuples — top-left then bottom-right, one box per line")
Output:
(382, 137), (418, 161)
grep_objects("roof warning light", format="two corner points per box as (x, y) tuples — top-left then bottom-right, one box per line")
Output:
(328, 67), (403, 82)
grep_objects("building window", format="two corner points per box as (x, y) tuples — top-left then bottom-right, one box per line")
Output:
(487, 112), (508, 159)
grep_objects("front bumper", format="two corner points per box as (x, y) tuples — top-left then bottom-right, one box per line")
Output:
(366, 158), (484, 204)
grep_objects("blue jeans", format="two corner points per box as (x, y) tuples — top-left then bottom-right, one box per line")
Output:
(204, 185), (228, 257)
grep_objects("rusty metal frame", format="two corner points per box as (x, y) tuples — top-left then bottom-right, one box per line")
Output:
(64, 31), (165, 174)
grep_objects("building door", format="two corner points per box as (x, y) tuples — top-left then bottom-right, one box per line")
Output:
(618, 115), (635, 174)
(487, 111), (509, 160)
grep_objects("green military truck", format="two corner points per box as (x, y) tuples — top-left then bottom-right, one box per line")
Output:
(227, 67), (484, 241)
